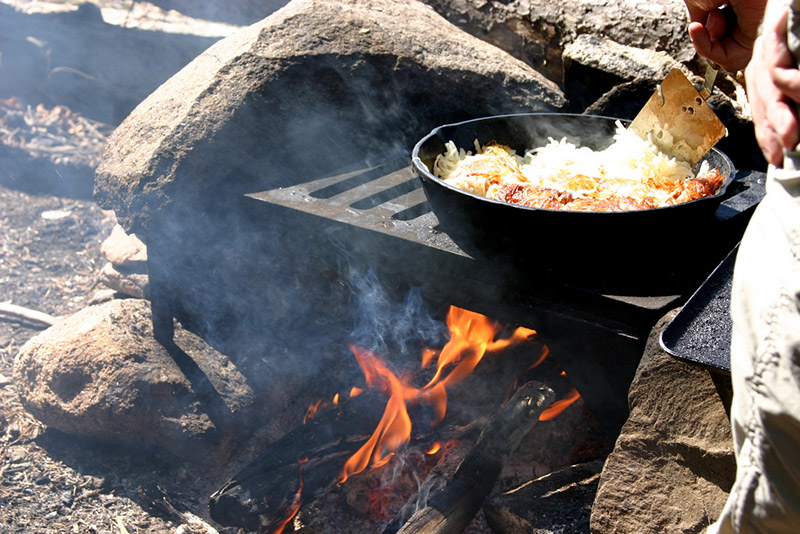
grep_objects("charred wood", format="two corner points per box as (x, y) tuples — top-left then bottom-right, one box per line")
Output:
(209, 391), (388, 532)
(482, 460), (603, 534)
(391, 381), (555, 534)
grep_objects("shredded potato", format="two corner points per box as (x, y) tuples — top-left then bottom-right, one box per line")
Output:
(432, 121), (724, 212)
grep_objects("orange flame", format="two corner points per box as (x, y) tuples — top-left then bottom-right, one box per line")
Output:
(539, 387), (581, 421)
(340, 345), (414, 482)
(339, 306), (537, 483)
(426, 441), (442, 455)
(271, 477), (303, 534)
(303, 399), (324, 424)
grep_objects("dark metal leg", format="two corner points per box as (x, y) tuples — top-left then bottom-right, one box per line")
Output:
(147, 239), (174, 345)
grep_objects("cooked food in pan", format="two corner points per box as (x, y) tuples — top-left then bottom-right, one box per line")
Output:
(433, 121), (724, 212)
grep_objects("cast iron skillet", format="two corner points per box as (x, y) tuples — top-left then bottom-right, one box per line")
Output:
(411, 113), (737, 293)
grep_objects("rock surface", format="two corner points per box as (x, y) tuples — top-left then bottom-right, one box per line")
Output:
(94, 0), (566, 235)
(421, 0), (695, 83)
(562, 33), (681, 114)
(101, 224), (148, 267)
(98, 262), (150, 299)
(13, 299), (254, 464)
(99, 224), (150, 299)
(590, 310), (735, 534)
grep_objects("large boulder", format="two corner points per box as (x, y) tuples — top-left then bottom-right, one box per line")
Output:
(590, 310), (735, 534)
(13, 299), (255, 464)
(562, 33), (680, 115)
(421, 0), (696, 83)
(94, 0), (566, 235)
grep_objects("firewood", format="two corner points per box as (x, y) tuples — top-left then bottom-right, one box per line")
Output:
(209, 391), (387, 532)
(481, 460), (604, 534)
(391, 381), (555, 534)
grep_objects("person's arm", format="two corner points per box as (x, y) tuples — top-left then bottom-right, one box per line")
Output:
(746, 0), (800, 166)
(684, 0), (768, 71)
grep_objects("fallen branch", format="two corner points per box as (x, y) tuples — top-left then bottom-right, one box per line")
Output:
(0, 302), (57, 328)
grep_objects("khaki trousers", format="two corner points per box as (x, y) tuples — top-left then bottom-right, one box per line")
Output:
(707, 165), (800, 533)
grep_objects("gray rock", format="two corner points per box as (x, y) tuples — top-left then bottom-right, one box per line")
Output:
(590, 310), (734, 534)
(13, 299), (255, 464)
(94, 0), (565, 235)
(562, 33), (680, 113)
(564, 34), (679, 82)
(421, 0), (695, 83)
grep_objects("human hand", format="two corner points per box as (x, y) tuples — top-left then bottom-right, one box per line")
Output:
(684, 0), (768, 71)
(746, 0), (800, 166)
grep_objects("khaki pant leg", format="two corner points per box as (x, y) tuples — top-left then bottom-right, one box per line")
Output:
(707, 167), (800, 534)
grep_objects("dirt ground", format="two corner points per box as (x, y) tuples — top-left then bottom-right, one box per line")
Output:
(0, 2), (252, 532)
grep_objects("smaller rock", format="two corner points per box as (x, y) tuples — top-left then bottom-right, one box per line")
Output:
(98, 262), (149, 299)
(564, 33), (678, 83)
(100, 224), (147, 267)
(562, 34), (679, 113)
(13, 299), (255, 464)
(88, 288), (117, 305)
(589, 310), (735, 534)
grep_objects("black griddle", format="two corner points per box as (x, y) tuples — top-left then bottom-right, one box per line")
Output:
(660, 244), (738, 373)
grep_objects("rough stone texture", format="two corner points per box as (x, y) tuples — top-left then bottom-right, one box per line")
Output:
(590, 310), (735, 534)
(562, 33), (681, 114)
(94, 0), (566, 235)
(101, 224), (148, 267)
(421, 0), (695, 83)
(98, 262), (149, 299)
(13, 299), (255, 464)
(564, 34), (680, 82)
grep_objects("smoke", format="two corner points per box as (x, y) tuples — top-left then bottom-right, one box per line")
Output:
(146, 0), (288, 26)
(347, 269), (448, 366)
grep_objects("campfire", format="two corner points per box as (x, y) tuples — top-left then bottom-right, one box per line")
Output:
(208, 305), (591, 533)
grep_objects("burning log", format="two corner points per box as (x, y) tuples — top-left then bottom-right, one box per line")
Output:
(208, 390), (388, 532)
(390, 381), (555, 534)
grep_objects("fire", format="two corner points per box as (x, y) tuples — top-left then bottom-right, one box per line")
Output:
(539, 387), (581, 421)
(340, 344), (414, 480)
(271, 478), (303, 534)
(425, 441), (442, 455)
(281, 304), (582, 533)
(339, 305), (538, 483)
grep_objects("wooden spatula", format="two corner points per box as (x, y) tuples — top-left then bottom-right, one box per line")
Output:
(629, 67), (725, 165)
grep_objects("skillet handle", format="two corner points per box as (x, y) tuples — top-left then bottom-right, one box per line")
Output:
(715, 169), (766, 222)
